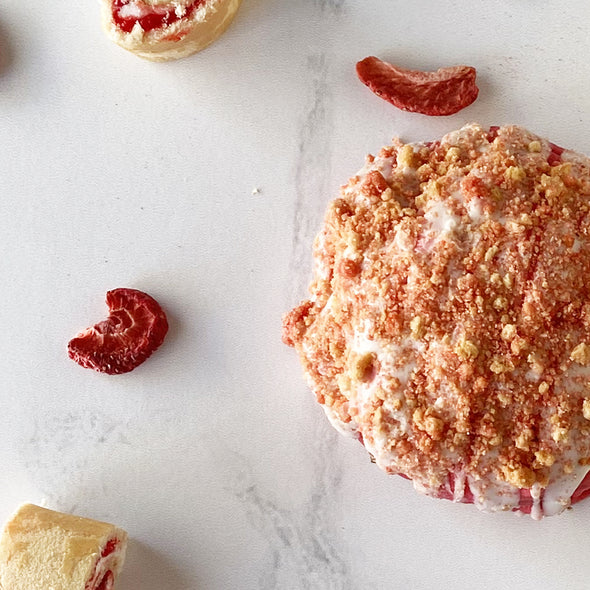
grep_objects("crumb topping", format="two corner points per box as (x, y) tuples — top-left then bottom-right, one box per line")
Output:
(283, 124), (590, 516)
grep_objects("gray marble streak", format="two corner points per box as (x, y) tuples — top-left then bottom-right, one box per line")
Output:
(276, 6), (353, 587)
(279, 25), (352, 589)
(18, 411), (129, 509)
(313, 0), (346, 14)
(288, 51), (333, 300)
(232, 424), (351, 590)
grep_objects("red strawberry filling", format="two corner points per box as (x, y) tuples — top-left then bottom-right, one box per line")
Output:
(487, 125), (500, 141)
(84, 538), (122, 590)
(416, 471), (590, 515)
(101, 539), (118, 558)
(548, 141), (564, 166)
(112, 0), (205, 33)
(68, 288), (168, 375)
(95, 571), (114, 590)
(366, 439), (590, 516)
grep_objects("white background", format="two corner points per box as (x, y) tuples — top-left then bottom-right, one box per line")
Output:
(1, 1), (590, 588)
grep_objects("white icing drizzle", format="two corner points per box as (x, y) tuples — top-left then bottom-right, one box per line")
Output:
(468, 476), (520, 513)
(530, 483), (543, 521)
(542, 464), (590, 517)
(423, 200), (460, 238)
(322, 405), (358, 437)
(466, 198), (484, 223)
(453, 472), (466, 503)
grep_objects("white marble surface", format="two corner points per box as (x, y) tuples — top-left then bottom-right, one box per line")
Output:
(2, 1), (590, 588)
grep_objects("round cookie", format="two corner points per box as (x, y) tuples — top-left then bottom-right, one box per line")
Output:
(102, 0), (241, 61)
(283, 123), (590, 519)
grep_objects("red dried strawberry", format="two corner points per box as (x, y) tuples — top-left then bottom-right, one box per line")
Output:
(356, 56), (479, 116)
(68, 288), (168, 374)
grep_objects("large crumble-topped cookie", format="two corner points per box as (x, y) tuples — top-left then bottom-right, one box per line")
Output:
(283, 123), (590, 519)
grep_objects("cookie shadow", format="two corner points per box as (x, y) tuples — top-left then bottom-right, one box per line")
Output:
(118, 540), (197, 590)
(0, 18), (15, 76)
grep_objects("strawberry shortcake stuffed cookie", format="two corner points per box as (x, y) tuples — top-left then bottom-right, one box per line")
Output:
(284, 123), (590, 519)
(102, 0), (241, 61)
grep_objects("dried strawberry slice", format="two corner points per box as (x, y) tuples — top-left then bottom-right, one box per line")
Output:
(356, 56), (479, 116)
(68, 288), (168, 374)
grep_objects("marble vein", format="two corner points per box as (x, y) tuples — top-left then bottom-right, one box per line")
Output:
(17, 410), (128, 508)
(288, 51), (333, 301)
(313, 0), (346, 14)
(233, 424), (351, 590)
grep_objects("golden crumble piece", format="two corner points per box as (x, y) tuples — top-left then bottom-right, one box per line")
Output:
(501, 324), (517, 341)
(488, 434), (503, 447)
(538, 381), (549, 394)
(346, 230), (361, 251)
(372, 407), (385, 431)
(410, 315), (425, 339)
(515, 428), (533, 451)
(397, 144), (416, 169)
(415, 179), (440, 208)
(424, 415), (444, 440)
(455, 337), (479, 360)
(506, 219), (526, 233)
(519, 213), (533, 226)
(413, 407), (444, 440)
(416, 163), (434, 181)
(389, 396), (403, 411)
(491, 186), (503, 201)
(380, 187), (394, 202)
(505, 166), (526, 182)
(484, 244), (499, 262)
(453, 432), (468, 446)
(497, 389), (511, 405)
(570, 343), (590, 366)
(528, 140), (542, 153)
(550, 162), (572, 178)
(493, 296), (508, 311)
(551, 425), (569, 443)
(373, 386), (387, 401)
(511, 336), (527, 356)
(337, 373), (351, 393)
(352, 352), (377, 382)
(535, 450), (556, 467)
(527, 352), (544, 375)
(583, 398), (590, 421)
(501, 464), (536, 488)
(490, 273), (503, 287)
(445, 146), (461, 162)
(490, 356), (513, 374)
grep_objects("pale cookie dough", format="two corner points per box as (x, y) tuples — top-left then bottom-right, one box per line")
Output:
(0, 504), (128, 590)
(102, 0), (241, 61)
